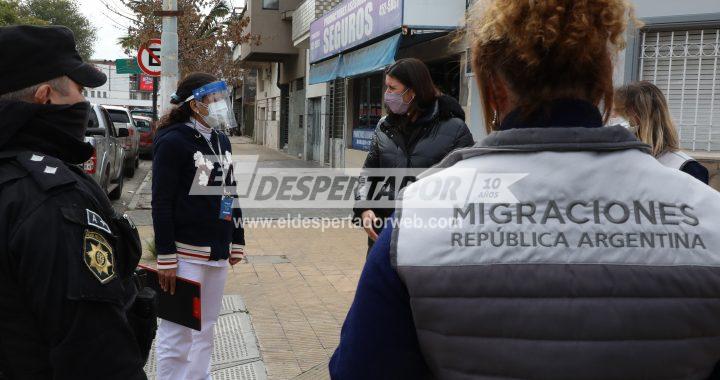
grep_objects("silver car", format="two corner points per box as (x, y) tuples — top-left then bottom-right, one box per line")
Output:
(83, 104), (127, 200)
(104, 105), (141, 178)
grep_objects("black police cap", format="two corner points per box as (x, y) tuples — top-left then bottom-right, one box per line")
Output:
(0, 25), (107, 96)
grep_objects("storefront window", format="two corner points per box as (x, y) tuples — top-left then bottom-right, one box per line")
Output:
(352, 74), (384, 151)
(427, 58), (461, 101)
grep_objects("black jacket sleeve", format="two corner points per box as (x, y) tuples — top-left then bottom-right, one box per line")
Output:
(151, 135), (184, 269)
(224, 138), (246, 256)
(452, 120), (475, 150)
(231, 204), (245, 257)
(353, 130), (383, 221)
(680, 161), (710, 185)
(8, 202), (146, 380)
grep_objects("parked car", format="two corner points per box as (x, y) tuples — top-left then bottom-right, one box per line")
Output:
(132, 115), (155, 157)
(104, 105), (140, 178)
(83, 103), (127, 200)
(130, 108), (155, 120)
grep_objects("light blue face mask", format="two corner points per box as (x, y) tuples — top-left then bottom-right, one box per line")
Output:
(385, 88), (415, 115)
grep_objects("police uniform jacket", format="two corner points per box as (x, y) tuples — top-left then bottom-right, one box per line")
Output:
(0, 100), (146, 380)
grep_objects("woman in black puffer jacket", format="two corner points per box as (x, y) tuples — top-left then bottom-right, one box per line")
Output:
(354, 58), (475, 249)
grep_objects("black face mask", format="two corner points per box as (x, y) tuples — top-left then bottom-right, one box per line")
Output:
(34, 101), (92, 141)
(5, 101), (95, 164)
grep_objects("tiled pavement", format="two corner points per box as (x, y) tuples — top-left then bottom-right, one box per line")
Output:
(132, 137), (367, 379)
(226, 224), (365, 379)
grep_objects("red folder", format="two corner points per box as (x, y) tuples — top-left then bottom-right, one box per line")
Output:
(138, 264), (202, 331)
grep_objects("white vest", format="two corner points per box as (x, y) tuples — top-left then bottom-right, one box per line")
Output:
(657, 150), (694, 170)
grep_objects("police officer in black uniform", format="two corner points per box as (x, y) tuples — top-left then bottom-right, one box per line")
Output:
(0, 25), (148, 379)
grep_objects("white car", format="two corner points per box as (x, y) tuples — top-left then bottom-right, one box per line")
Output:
(83, 104), (127, 200)
(103, 105), (141, 178)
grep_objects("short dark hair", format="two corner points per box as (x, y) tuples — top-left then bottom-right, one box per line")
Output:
(0, 76), (69, 102)
(157, 72), (218, 130)
(385, 58), (438, 118)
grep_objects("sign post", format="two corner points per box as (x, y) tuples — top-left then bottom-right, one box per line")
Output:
(152, 77), (159, 122)
(158, 0), (180, 121)
(137, 39), (162, 122)
(137, 38), (162, 77)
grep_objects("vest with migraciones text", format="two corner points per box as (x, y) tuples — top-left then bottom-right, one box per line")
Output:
(391, 126), (720, 380)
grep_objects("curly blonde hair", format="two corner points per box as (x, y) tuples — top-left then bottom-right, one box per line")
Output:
(468, 0), (637, 132)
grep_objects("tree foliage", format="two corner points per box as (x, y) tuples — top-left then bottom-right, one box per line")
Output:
(0, 0), (97, 59)
(113, 0), (257, 83)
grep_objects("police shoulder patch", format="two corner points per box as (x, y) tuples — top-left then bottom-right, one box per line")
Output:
(86, 209), (112, 234)
(83, 230), (116, 284)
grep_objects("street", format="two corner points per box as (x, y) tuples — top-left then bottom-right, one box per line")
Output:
(115, 137), (366, 380)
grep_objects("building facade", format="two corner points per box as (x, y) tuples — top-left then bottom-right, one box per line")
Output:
(618, 1), (720, 188)
(85, 60), (154, 110)
(235, 0), (466, 167)
(462, 0), (720, 189)
(237, 0), (720, 187)
(305, 0), (468, 167)
(252, 63), (283, 149)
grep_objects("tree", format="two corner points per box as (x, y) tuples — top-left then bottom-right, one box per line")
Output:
(0, 0), (45, 27)
(0, 0), (21, 25)
(0, 0), (97, 60)
(111, 0), (258, 84)
(19, 0), (97, 59)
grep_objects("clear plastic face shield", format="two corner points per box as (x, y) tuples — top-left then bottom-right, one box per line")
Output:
(189, 81), (237, 133)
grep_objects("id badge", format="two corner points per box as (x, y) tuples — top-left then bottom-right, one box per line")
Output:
(219, 196), (234, 221)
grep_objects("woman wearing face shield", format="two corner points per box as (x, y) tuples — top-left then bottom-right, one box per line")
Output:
(613, 81), (709, 184)
(353, 58), (475, 249)
(151, 73), (245, 380)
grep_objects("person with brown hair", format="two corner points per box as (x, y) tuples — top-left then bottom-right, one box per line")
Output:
(353, 58), (474, 249)
(614, 81), (709, 184)
(152, 73), (245, 379)
(330, 0), (720, 379)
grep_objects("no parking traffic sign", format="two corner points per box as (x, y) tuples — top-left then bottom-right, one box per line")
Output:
(137, 38), (161, 77)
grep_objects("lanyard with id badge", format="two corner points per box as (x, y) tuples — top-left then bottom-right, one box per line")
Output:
(200, 130), (234, 222)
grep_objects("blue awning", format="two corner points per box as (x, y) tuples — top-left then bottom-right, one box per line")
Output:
(308, 55), (342, 85)
(309, 34), (401, 85)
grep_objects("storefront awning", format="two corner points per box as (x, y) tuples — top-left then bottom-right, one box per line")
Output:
(308, 55), (342, 85)
(309, 34), (401, 85)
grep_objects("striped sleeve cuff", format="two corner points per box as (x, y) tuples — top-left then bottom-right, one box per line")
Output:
(157, 253), (178, 269)
(231, 244), (245, 259)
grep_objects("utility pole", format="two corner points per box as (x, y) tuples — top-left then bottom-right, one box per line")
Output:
(152, 77), (159, 122)
(157, 0), (180, 119)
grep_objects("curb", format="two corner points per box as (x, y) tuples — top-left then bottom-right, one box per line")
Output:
(128, 170), (152, 210)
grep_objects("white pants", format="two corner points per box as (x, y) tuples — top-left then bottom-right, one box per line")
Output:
(156, 260), (228, 380)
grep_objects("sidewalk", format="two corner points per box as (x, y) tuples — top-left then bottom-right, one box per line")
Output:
(225, 137), (367, 379)
(134, 136), (367, 379)
(226, 220), (365, 379)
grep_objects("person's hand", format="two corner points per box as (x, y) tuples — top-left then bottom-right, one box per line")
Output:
(158, 268), (177, 295)
(361, 210), (379, 241)
(229, 256), (243, 266)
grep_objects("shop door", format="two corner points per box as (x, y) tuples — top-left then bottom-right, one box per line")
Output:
(308, 98), (323, 162)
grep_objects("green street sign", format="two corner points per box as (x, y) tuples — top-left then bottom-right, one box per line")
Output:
(116, 58), (142, 74)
